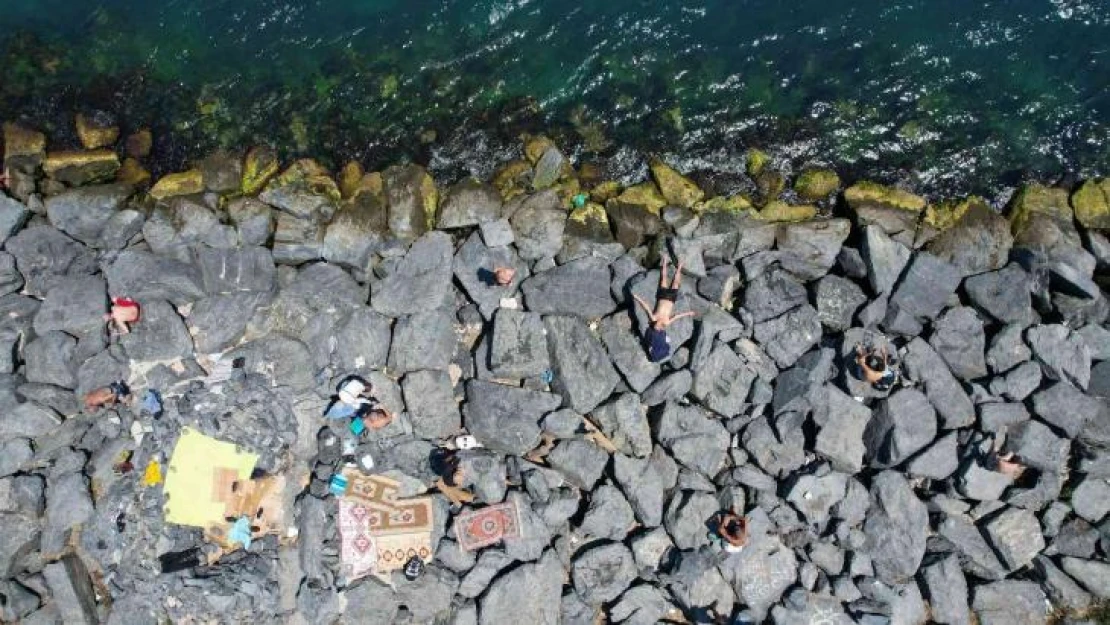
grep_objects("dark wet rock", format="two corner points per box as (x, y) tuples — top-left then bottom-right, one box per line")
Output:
(1033, 382), (1104, 439)
(371, 231), (453, 317)
(463, 380), (561, 455)
(888, 252), (961, 322)
(1026, 324), (1091, 389)
(654, 402), (729, 477)
(438, 178), (501, 229)
(402, 370), (461, 439)
(388, 308), (455, 374)
(691, 344), (755, 417)
(813, 386), (871, 474)
(814, 275), (867, 332)
(775, 218), (850, 280)
(24, 332), (76, 389)
(521, 256), (615, 319)
(921, 555), (970, 625)
(194, 246), (276, 295)
(32, 275), (106, 336)
(44, 183), (130, 248)
(322, 194), (386, 272)
(971, 580), (1047, 625)
(613, 453), (666, 527)
(453, 231), (530, 320)
(544, 315), (620, 414)
(510, 190), (565, 260)
(547, 439), (609, 490)
(597, 313), (660, 393)
(578, 484), (635, 540)
(592, 394), (652, 458)
(42, 555), (99, 625)
(489, 308), (549, 379)
(121, 299), (193, 362)
(104, 250), (205, 305)
(753, 305), (821, 369)
(863, 471), (927, 584)
(905, 431), (959, 480)
(964, 263), (1034, 324)
(929, 307), (988, 381)
(663, 490), (718, 550)
(982, 507), (1045, 571)
(744, 265), (808, 323)
(478, 550), (562, 625)
(605, 201), (664, 250)
(271, 212), (324, 264)
(1060, 557), (1110, 599)
(926, 199), (1014, 276)
(902, 338), (975, 429)
(786, 471), (848, 526)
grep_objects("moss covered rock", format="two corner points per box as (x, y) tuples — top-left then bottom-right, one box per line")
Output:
(259, 159), (341, 222)
(794, 169), (841, 201)
(492, 160), (532, 201)
(758, 201), (817, 223)
(649, 158), (704, 208)
(1008, 184), (1072, 236)
(746, 148), (769, 177)
(1071, 179), (1110, 230)
(924, 197), (1013, 276)
(524, 134), (557, 165)
(614, 182), (667, 216)
(338, 161), (364, 200)
(42, 150), (120, 186)
(755, 170), (785, 204)
(589, 181), (622, 204)
(3, 122), (46, 168)
(75, 112), (119, 150)
(696, 194), (754, 215)
(150, 169), (205, 200)
(383, 163), (438, 239)
(844, 181), (927, 214)
(241, 146), (281, 196)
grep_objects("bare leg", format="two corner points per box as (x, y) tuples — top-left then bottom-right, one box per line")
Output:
(672, 261), (684, 290)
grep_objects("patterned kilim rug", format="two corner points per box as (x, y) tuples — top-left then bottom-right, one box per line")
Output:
(339, 471), (434, 580)
(454, 500), (522, 551)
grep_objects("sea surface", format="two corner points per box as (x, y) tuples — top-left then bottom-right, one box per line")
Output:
(0, 0), (1107, 198)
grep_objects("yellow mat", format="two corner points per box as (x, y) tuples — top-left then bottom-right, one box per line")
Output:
(163, 427), (258, 528)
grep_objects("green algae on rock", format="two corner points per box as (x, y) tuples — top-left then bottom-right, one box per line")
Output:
(794, 169), (841, 201)
(1071, 179), (1110, 231)
(758, 200), (817, 223)
(649, 158), (704, 209)
(150, 169), (205, 200)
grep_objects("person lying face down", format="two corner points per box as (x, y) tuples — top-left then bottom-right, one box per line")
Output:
(84, 381), (131, 412)
(716, 512), (750, 553)
(632, 255), (697, 362)
(105, 297), (141, 335)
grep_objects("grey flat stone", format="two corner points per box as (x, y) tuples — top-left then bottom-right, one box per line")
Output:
(982, 507), (1045, 571)
(544, 315), (619, 414)
(903, 338), (975, 429)
(453, 231), (530, 320)
(463, 380), (561, 455)
(654, 402), (729, 477)
(371, 231), (453, 317)
(863, 471), (928, 584)
(521, 256), (615, 319)
(597, 313), (660, 393)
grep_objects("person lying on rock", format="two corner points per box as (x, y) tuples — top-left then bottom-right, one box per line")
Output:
(989, 450), (1028, 481)
(854, 343), (899, 391)
(105, 296), (141, 335)
(84, 381), (131, 412)
(324, 377), (391, 430)
(715, 511), (749, 554)
(633, 255), (696, 362)
(429, 447), (474, 505)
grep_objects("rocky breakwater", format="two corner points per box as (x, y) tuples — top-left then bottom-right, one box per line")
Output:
(0, 118), (1109, 624)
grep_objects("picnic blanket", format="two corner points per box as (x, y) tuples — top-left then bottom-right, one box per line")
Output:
(454, 500), (522, 551)
(339, 471), (434, 581)
(163, 427), (258, 528)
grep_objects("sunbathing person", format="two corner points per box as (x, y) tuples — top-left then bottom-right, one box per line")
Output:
(633, 255), (696, 362)
(854, 343), (899, 391)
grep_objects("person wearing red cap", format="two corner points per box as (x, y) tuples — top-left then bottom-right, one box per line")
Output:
(106, 297), (141, 334)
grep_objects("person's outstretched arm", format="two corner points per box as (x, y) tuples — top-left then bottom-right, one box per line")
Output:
(632, 294), (655, 319)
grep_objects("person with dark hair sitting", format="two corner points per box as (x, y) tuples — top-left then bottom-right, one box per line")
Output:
(716, 512), (749, 554)
(854, 343), (899, 391)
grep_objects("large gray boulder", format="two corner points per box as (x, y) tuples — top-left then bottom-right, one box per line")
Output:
(814, 386), (872, 474)
(743, 266), (808, 323)
(863, 471), (928, 584)
(333, 308), (392, 373)
(902, 338), (975, 429)
(382, 163), (435, 240)
(488, 309), (549, 379)
(42, 555), (100, 625)
(613, 453), (667, 527)
(186, 291), (271, 353)
(6, 225), (99, 298)
(24, 332), (76, 388)
(121, 299), (193, 362)
(103, 250), (206, 305)
(925, 199), (1013, 276)
(322, 193), (387, 272)
(1060, 557), (1110, 599)
(32, 275), (107, 336)
(982, 507), (1045, 571)
(521, 256), (615, 319)
(572, 542), (636, 606)
(597, 313), (660, 393)
(862, 225), (911, 295)
(478, 550), (562, 625)
(929, 307), (988, 381)
(591, 393), (652, 458)
(814, 274), (867, 331)
(691, 344), (755, 417)
(752, 304), (822, 368)
(775, 218), (850, 280)
(663, 490), (719, 550)
(971, 580), (1048, 625)
(546, 439), (609, 490)
(887, 252), (962, 322)
(1032, 382), (1104, 439)
(653, 402), (729, 477)
(45, 183), (131, 248)
(544, 315), (619, 414)
(437, 178), (501, 229)
(463, 380), (561, 455)
(1026, 324), (1091, 389)
(864, 388), (938, 468)
(194, 246), (276, 294)
(0, 195), (30, 247)
(402, 370), (461, 440)
(510, 190), (565, 260)
(388, 308), (455, 374)
(921, 555), (970, 625)
(371, 231), (453, 317)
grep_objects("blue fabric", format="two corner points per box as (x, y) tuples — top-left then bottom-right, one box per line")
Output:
(324, 401), (358, 420)
(350, 417), (366, 436)
(229, 516), (252, 549)
(644, 327), (671, 362)
(141, 389), (163, 416)
(329, 473), (349, 497)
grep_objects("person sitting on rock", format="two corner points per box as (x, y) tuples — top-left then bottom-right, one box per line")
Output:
(715, 512), (749, 554)
(854, 343), (898, 391)
(633, 255), (696, 362)
(493, 267), (516, 286)
(84, 381), (132, 412)
(989, 450), (1028, 481)
(429, 447), (474, 505)
(325, 377), (376, 419)
(105, 296), (141, 335)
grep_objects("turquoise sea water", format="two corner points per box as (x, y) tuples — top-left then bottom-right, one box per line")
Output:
(0, 0), (1107, 196)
